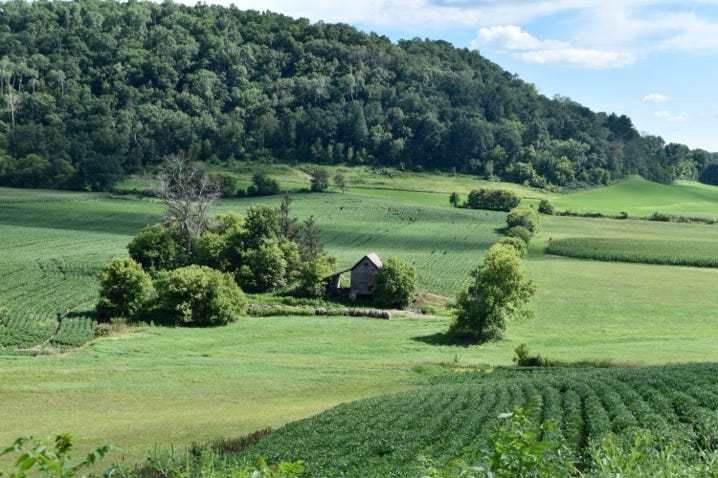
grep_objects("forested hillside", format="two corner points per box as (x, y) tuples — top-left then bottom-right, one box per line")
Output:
(0, 0), (714, 191)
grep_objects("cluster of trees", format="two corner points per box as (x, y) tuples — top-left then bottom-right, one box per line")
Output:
(0, 0), (715, 192)
(451, 188), (521, 211)
(97, 156), (338, 325)
(450, 206), (538, 342)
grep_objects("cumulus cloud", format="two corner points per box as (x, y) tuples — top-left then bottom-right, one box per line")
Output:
(473, 25), (563, 51)
(472, 24), (634, 69)
(643, 93), (669, 103)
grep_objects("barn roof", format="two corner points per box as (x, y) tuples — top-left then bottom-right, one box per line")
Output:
(325, 252), (383, 278)
(354, 252), (382, 269)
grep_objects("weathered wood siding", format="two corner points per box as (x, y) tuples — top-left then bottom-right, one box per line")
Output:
(350, 259), (380, 296)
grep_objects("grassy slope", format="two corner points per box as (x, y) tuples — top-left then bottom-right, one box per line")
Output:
(2, 176), (718, 466)
(552, 176), (718, 216)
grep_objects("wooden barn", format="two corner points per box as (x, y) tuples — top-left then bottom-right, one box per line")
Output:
(326, 252), (382, 300)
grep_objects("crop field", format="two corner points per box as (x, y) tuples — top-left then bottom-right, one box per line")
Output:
(0, 190), (161, 350)
(546, 236), (718, 267)
(240, 363), (718, 476)
(217, 192), (505, 295)
(0, 187), (502, 350)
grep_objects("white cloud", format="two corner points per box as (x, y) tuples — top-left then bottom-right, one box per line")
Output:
(472, 24), (634, 69)
(519, 48), (634, 69)
(654, 110), (687, 122)
(643, 93), (669, 103)
(473, 25), (563, 51)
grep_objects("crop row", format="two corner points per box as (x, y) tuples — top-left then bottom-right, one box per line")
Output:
(546, 237), (718, 268)
(241, 363), (718, 477)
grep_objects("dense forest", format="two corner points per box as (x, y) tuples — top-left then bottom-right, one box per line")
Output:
(0, 0), (715, 191)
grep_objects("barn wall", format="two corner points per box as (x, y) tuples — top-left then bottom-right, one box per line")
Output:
(350, 260), (380, 296)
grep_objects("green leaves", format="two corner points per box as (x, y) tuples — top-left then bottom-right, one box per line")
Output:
(0, 434), (119, 478)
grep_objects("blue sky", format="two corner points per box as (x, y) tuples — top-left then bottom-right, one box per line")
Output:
(221, 1), (718, 152)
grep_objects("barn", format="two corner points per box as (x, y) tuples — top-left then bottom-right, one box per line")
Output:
(326, 252), (382, 300)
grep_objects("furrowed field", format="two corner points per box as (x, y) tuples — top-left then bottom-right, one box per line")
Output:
(2, 175), (718, 470)
(239, 363), (718, 476)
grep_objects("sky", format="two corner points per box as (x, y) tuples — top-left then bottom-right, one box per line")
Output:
(207, 1), (718, 152)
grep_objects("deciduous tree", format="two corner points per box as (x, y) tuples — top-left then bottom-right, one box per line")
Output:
(450, 243), (535, 342)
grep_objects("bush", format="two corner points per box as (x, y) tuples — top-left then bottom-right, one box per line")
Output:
(246, 172), (280, 196)
(649, 211), (671, 222)
(505, 225), (532, 245)
(537, 199), (554, 215)
(507, 206), (540, 233)
(235, 238), (288, 293)
(128, 224), (184, 272)
(513, 343), (543, 366)
(372, 256), (418, 309)
(497, 236), (528, 257)
(464, 188), (521, 211)
(310, 168), (329, 192)
(210, 172), (238, 197)
(96, 258), (154, 321)
(155, 265), (247, 326)
(296, 255), (336, 298)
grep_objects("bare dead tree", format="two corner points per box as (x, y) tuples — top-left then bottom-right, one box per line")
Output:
(151, 153), (220, 256)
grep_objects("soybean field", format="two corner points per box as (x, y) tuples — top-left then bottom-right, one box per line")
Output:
(241, 363), (718, 477)
(0, 189), (160, 350)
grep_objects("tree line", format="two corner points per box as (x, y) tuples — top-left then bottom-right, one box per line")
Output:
(0, 0), (715, 191)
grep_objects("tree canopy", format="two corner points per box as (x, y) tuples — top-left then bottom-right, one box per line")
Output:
(0, 0), (714, 191)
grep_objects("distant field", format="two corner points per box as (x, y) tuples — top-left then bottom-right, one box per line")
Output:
(0, 187), (502, 350)
(546, 237), (718, 267)
(552, 176), (718, 216)
(216, 192), (504, 295)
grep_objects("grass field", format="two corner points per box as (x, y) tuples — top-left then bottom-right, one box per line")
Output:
(552, 176), (718, 216)
(2, 175), (718, 471)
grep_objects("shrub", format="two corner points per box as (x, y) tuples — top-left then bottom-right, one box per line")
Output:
(155, 265), (247, 326)
(513, 343), (543, 366)
(127, 223), (184, 273)
(296, 255), (336, 298)
(537, 199), (554, 215)
(372, 256), (418, 309)
(246, 172), (280, 196)
(649, 211), (671, 222)
(464, 188), (521, 211)
(96, 258), (154, 321)
(235, 238), (288, 293)
(507, 206), (540, 233)
(505, 225), (532, 245)
(210, 172), (238, 197)
(497, 236), (528, 257)
(0, 434), (119, 478)
(310, 167), (329, 192)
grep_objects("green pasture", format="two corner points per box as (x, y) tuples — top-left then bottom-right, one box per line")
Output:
(552, 176), (718, 216)
(3, 177), (718, 470)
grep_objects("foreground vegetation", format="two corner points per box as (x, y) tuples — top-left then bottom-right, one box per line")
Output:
(229, 363), (718, 476)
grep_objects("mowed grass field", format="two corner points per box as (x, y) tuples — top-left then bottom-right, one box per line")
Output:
(552, 175), (718, 216)
(1, 176), (718, 465)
